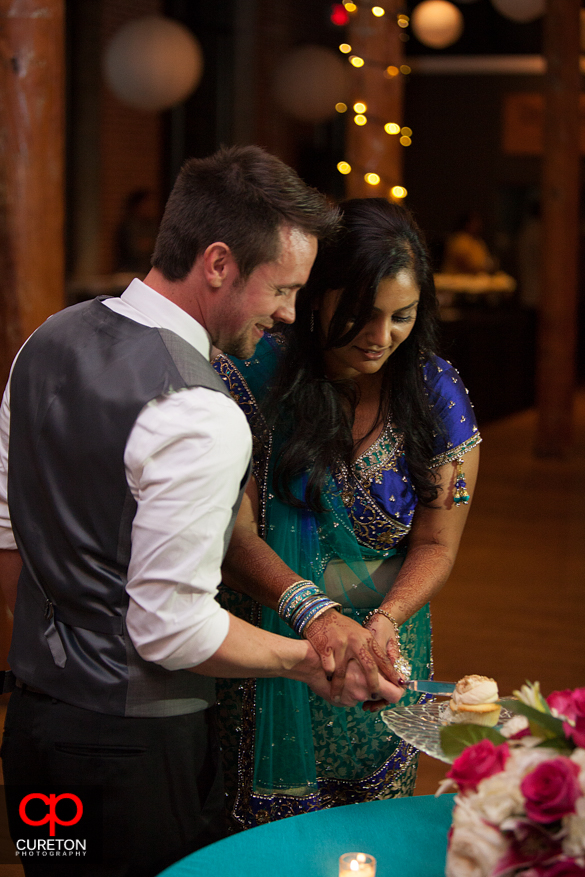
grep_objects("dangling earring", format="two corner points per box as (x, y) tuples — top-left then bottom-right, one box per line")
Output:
(310, 310), (315, 333)
(453, 457), (470, 506)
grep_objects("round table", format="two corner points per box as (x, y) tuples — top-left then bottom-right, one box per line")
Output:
(157, 794), (455, 877)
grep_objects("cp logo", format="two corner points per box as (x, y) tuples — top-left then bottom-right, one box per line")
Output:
(19, 793), (83, 837)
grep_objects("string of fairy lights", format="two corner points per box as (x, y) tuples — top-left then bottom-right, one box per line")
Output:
(333, 1), (412, 199)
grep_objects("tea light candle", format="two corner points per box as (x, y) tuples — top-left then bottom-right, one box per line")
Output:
(339, 852), (376, 877)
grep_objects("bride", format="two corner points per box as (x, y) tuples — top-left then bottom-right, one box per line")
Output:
(214, 198), (481, 828)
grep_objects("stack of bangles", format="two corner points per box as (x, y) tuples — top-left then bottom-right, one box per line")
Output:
(277, 580), (341, 637)
(363, 608), (412, 681)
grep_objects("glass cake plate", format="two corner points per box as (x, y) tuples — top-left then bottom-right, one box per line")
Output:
(381, 702), (513, 763)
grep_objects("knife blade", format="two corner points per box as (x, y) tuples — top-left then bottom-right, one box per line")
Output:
(401, 680), (456, 695)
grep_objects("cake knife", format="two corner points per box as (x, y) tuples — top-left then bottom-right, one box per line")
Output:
(401, 680), (456, 695)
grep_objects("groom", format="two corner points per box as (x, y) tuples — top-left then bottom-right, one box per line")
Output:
(0, 145), (402, 876)
(0, 146), (338, 876)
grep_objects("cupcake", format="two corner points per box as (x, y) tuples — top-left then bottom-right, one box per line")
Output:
(447, 675), (501, 727)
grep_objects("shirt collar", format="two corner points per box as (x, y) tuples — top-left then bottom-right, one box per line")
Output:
(119, 278), (212, 361)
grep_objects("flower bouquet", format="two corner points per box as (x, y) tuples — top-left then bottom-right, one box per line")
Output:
(437, 683), (585, 877)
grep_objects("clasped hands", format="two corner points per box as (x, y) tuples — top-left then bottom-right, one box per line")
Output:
(303, 608), (405, 710)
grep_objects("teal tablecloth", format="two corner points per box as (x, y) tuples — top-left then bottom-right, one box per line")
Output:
(158, 794), (455, 877)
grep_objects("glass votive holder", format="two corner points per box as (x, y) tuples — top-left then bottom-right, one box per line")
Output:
(339, 852), (376, 877)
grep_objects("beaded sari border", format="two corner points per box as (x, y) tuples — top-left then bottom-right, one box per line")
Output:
(213, 353), (272, 537)
(230, 662), (432, 830)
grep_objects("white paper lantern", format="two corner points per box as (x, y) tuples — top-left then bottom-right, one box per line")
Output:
(103, 16), (204, 112)
(272, 45), (349, 123)
(490, 0), (545, 23)
(411, 1), (464, 49)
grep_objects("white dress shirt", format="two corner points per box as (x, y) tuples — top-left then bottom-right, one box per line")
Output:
(0, 279), (252, 671)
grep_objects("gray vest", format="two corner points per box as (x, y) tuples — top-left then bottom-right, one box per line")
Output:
(7, 298), (250, 717)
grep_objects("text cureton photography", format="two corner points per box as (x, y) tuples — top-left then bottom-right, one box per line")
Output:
(2, 786), (102, 865)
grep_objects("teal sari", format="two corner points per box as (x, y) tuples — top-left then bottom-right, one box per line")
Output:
(213, 335), (480, 829)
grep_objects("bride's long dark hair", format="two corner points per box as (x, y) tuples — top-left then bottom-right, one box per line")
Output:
(265, 198), (442, 512)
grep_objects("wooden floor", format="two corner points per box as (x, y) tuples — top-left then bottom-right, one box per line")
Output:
(414, 389), (585, 795)
(0, 394), (583, 871)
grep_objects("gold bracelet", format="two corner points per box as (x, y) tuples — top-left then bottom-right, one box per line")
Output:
(363, 609), (400, 638)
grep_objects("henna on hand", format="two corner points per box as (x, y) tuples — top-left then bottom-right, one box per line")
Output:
(364, 615), (404, 684)
(357, 645), (376, 668)
(304, 613), (335, 654)
(304, 609), (400, 703)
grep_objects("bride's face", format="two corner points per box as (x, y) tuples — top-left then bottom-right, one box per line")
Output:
(317, 269), (420, 381)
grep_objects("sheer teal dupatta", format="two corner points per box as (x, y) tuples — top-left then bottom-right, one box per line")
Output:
(254, 474), (408, 795)
(218, 336), (427, 799)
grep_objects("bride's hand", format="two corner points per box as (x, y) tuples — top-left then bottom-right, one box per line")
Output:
(357, 614), (408, 712)
(364, 612), (403, 665)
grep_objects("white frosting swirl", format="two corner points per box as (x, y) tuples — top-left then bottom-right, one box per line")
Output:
(451, 675), (499, 706)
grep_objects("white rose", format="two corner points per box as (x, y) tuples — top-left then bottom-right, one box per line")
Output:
(452, 794), (481, 828)
(563, 795), (585, 858)
(446, 802), (509, 877)
(571, 749), (585, 794)
(502, 746), (554, 784)
(500, 715), (529, 738)
(469, 772), (524, 826)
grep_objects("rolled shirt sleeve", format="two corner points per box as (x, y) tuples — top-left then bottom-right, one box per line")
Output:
(124, 386), (252, 671)
(0, 372), (18, 550)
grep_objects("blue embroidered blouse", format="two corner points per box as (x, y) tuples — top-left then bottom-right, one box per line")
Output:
(214, 335), (481, 556)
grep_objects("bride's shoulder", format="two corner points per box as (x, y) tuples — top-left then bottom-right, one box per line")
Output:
(421, 354), (465, 393)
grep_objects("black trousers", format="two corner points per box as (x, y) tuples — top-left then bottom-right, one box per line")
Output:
(1, 687), (226, 877)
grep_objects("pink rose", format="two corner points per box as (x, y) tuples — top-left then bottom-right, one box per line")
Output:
(541, 860), (585, 876)
(548, 689), (585, 747)
(492, 819), (563, 876)
(548, 689), (585, 722)
(548, 690), (579, 721)
(528, 859), (585, 876)
(567, 716), (585, 749)
(573, 690), (585, 714)
(446, 739), (510, 793)
(521, 757), (581, 823)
